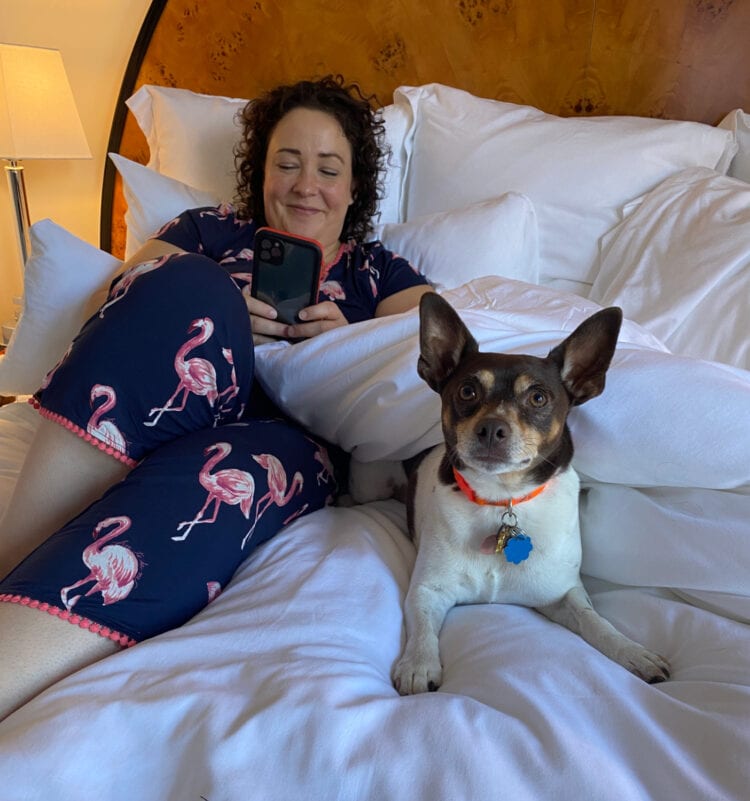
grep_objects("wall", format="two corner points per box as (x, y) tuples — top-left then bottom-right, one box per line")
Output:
(0, 0), (152, 327)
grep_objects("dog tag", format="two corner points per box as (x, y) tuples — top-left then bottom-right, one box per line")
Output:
(495, 507), (533, 564)
(503, 531), (533, 564)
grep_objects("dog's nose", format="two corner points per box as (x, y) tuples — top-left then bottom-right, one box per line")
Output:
(475, 417), (507, 443)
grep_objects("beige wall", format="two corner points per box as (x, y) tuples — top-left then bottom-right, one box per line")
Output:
(0, 0), (152, 325)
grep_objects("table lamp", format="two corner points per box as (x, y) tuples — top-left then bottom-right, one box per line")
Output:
(0, 42), (91, 344)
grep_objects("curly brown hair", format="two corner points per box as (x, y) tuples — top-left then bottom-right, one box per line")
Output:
(234, 75), (387, 243)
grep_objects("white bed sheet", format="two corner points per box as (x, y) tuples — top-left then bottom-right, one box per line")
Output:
(0, 491), (748, 800)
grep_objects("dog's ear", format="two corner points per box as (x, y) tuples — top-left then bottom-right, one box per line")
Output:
(417, 293), (478, 392)
(548, 307), (622, 405)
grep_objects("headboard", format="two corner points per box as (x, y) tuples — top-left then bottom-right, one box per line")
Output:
(101, 0), (750, 257)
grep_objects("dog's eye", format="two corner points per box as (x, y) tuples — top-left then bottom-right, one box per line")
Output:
(527, 388), (548, 407)
(458, 383), (477, 401)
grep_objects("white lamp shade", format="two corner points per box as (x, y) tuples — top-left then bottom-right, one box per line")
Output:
(0, 43), (91, 160)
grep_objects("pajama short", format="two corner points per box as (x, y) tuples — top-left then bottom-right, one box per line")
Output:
(0, 253), (339, 645)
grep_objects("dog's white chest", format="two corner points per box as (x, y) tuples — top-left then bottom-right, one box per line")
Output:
(412, 449), (583, 608)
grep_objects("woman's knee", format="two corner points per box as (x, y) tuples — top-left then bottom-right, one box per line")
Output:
(35, 252), (255, 464)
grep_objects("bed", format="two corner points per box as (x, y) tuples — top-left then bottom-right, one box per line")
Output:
(1, 1), (750, 798)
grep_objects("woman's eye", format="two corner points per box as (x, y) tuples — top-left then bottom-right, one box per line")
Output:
(320, 168), (339, 177)
(458, 383), (477, 401)
(528, 388), (548, 407)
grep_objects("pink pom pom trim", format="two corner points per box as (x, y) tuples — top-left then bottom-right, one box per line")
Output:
(28, 397), (137, 468)
(0, 593), (137, 648)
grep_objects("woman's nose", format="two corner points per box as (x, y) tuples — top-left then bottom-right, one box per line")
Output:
(293, 168), (317, 196)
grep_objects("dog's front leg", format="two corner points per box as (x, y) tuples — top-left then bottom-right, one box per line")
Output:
(393, 580), (456, 695)
(537, 585), (670, 683)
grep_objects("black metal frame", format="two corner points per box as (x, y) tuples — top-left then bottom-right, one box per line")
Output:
(99, 0), (168, 253)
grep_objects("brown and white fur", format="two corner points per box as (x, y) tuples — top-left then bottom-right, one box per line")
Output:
(352, 293), (670, 694)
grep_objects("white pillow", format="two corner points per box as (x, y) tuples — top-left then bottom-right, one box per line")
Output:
(395, 83), (737, 297)
(125, 84), (408, 227)
(0, 220), (122, 395)
(376, 194), (538, 290)
(589, 167), (750, 368)
(718, 109), (750, 184)
(110, 153), (222, 256)
(126, 85), (246, 200)
(378, 102), (411, 225)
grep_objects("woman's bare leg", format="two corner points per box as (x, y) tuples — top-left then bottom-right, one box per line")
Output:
(0, 418), (130, 578)
(0, 603), (119, 721)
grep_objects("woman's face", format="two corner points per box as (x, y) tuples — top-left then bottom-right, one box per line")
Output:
(263, 107), (354, 261)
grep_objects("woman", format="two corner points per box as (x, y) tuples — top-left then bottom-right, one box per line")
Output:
(0, 76), (432, 720)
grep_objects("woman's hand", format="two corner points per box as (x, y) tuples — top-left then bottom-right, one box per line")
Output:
(284, 300), (348, 340)
(246, 297), (348, 344)
(246, 295), (287, 344)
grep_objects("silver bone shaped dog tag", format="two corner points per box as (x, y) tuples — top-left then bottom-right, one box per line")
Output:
(495, 504), (534, 564)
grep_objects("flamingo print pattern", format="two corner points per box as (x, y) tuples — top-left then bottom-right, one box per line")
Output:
(320, 280), (346, 301)
(174, 441), (255, 541)
(98, 255), (172, 318)
(240, 454), (304, 549)
(87, 384), (128, 453)
(308, 437), (336, 486)
(145, 317), (225, 427)
(60, 516), (143, 611)
(217, 347), (242, 415)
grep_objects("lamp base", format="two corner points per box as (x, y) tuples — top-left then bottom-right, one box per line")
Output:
(1, 296), (22, 346)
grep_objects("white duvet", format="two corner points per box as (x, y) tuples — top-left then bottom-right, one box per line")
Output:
(0, 276), (749, 801)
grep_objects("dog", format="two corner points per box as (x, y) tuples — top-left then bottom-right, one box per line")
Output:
(352, 293), (670, 694)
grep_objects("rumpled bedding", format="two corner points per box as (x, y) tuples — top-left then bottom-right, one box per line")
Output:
(256, 277), (750, 613)
(0, 276), (748, 800)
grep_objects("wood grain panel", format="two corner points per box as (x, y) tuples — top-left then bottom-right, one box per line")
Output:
(106, 0), (750, 256)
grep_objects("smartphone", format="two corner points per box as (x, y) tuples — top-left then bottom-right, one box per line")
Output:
(251, 227), (323, 326)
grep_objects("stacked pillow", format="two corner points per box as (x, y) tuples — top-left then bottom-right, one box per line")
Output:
(394, 83), (736, 296)
(0, 82), (742, 396)
(589, 167), (750, 369)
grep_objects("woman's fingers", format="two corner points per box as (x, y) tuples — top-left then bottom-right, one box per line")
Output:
(284, 301), (349, 340)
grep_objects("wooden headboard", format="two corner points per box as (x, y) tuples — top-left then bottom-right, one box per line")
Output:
(101, 0), (750, 257)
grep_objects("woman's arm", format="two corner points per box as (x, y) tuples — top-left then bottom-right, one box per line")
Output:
(374, 284), (434, 318)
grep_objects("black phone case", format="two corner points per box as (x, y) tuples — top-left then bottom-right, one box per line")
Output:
(251, 227), (323, 325)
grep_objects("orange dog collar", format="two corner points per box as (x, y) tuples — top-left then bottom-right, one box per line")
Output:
(452, 467), (548, 507)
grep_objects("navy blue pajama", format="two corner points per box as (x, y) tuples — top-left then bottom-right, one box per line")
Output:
(0, 206), (428, 646)
(0, 254), (337, 646)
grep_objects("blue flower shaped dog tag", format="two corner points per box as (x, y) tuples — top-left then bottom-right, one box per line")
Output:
(503, 532), (533, 564)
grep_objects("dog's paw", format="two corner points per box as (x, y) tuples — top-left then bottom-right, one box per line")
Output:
(619, 643), (671, 684)
(392, 651), (443, 695)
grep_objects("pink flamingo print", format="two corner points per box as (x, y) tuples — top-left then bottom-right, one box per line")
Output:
(307, 437), (335, 485)
(206, 581), (222, 603)
(199, 203), (237, 221)
(240, 454), (304, 549)
(145, 317), (221, 427)
(217, 347), (241, 414)
(358, 258), (380, 298)
(87, 384), (127, 453)
(320, 280), (346, 301)
(282, 503), (309, 527)
(98, 255), (171, 317)
(60, 516), (143, 611)
(174, 442), (255, 541)
(220, 249), (254, 266)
